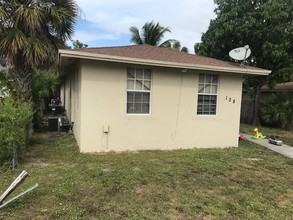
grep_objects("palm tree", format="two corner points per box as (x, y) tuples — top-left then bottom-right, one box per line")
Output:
(72, 39), (88, 49)
(130, 21), (175, 47)
(130, 21), (189, 53)
(164, 40), (189, 53)
(0, 0), (78, 102)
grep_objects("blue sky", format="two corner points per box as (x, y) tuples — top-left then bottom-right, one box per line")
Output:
(72, 0), (216, 53)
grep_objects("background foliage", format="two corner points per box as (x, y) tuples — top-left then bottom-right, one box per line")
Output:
(195, 0), (293, 125)
(0, 96), (33, 166)
(31, 69), (58, 113)
(261, 92), (293, 130)
(0, 0), (78, 101)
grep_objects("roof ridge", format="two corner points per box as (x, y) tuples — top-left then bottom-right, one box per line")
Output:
(62, 44), (269, 72)
(72, 44), (232, 64)
(72, 44), (139, 51)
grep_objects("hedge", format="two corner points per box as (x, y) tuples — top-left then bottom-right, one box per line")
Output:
(0, 96), (33, 167)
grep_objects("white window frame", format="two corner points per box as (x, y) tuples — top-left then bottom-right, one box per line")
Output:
(126, 67), (152, 115)
(197, 73), (219, 115)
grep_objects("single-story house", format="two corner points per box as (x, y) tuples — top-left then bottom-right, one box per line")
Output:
(58, 44), (270, 152)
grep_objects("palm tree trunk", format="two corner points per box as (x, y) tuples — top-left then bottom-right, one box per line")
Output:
(11, 69), (32, 104)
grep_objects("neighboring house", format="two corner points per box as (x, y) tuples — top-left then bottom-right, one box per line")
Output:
(241, 82), (293, 123)
(58, 44), (270, 152)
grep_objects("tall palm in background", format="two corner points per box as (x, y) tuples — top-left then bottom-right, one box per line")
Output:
(130, 21), (189, 52)
(130, 21), (175, 47)
(166, 40), (189, 53)
(0, 0), (78, 102)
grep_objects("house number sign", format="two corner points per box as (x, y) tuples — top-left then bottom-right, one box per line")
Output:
(226, 96), (236, 104)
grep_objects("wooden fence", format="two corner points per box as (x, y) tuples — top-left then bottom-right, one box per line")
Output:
(240, 100), (254, 124)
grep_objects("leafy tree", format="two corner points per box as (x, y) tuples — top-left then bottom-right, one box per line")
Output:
(72, 39), (88, 49)
(130, 21), (175, 47)
(0, 0), (78, 102)
(195, 0), (293, 125)
(31, 69), (58, 116)
(261, 92), (293, 130)
(181, 46), (189, 53)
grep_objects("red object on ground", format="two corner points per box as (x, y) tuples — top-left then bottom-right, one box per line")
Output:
(239, 134), (245, 141)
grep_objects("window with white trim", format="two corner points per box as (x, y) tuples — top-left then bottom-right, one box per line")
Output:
(197, 73), (218, 115)
(127, 68), (151, 114)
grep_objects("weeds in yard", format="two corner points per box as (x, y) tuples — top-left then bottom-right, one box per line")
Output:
(0, 132), (292, 219)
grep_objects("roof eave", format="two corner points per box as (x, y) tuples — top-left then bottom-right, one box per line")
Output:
(58, 50), (271, 76)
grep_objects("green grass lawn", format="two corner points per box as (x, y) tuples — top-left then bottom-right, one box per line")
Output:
(240, 123), (293, 146)
(0, 131), (292, 219)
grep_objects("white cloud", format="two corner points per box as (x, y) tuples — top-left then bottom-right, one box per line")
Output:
(74, 0), (216, 52)
(72, 31), (118, 42)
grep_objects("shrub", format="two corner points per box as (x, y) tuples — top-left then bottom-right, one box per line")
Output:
(0, 71), (16, 99)
(31, 69), (58, 108)
(0, 96), (33, 167)
(261, 92), (293, 130)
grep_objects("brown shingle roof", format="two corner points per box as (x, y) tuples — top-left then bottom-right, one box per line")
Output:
(262, 82), (293, 92)
(72, 44), (262, 71)
(59, 44), (271, 75)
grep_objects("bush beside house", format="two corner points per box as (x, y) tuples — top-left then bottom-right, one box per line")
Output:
(0, 95), (33, 167)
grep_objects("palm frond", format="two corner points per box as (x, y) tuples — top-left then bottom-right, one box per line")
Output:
(23, 37), (48, 67)
(129, 26), (143, 44)
(44, 5), (77, 41)
(0, 3), (8, 24)
(0, 0), (79, 97)
(14, 3), (43, 33)
(130, 21), (171, 46)
(0, 28), (28, 64)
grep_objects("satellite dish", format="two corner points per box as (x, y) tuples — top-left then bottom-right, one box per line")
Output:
(229, 45), (251, 61)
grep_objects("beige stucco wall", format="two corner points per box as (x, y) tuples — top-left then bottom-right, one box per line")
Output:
(64, 72), (71, 122)
(62, 65), (82, 147)
(71, 65), (82, 147)
(74, 60), (243, 152)
(60, 81), (64, 107)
